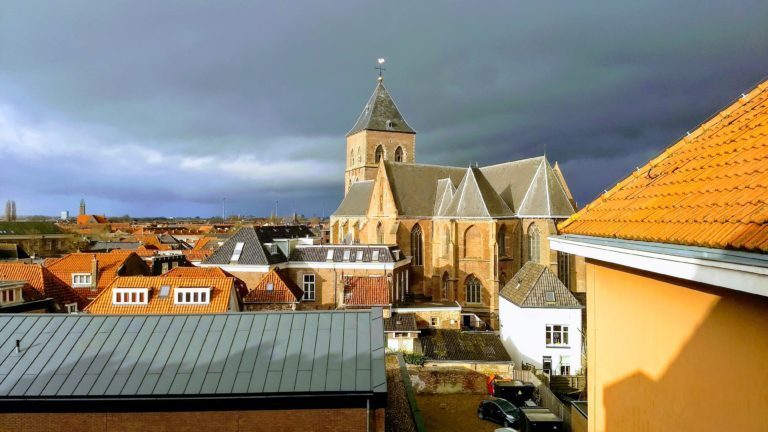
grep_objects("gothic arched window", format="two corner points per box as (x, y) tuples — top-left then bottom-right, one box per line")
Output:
(410, 224), (423, 266)
(349, 148), (354, 167)
(442, 272), (449, 300)
(528, 224), (540, 263)
(375, 145), (384, 163)
(465, 275), (482, 304)
(463, 225), (481, 258)
(395, 146), (403, 162)
(442, 226), (451, 258)
(376, 222), (383, 244)
(497, 225), (507, 257)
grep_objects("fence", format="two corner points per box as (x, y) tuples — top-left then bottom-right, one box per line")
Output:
(511, 369), (573, 432)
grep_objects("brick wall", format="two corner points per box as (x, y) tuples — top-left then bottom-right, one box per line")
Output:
(0, 408), (386, 432)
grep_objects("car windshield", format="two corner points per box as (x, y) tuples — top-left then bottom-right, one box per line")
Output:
(495, 399), (517, 413)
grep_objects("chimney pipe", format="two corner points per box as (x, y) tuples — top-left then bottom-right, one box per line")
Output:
(91, 254), (99, 291)
(15, 340), (20, 354)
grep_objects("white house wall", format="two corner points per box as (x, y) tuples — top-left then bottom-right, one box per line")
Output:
(499, 297), (582, 374)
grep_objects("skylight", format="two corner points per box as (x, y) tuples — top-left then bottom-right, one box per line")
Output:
(159, 285), (171, 297)
(231, 242), (245, 262)
(545, 291), (556, 302)
(342, 250), (351, 261)
(355, 250), (364, 261)
(326, 250), (334, 260)
(371, 250), (380, 261)
(266, 282), (274, 291)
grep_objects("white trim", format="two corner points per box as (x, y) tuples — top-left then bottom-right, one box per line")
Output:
(71, 273), (92, 288)
(550, 236), (768, 297)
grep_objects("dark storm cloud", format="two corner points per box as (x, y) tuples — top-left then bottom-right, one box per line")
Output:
(0, 0), (767, 216)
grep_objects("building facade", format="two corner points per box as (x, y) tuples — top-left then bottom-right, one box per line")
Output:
(332, 78), (584, 328)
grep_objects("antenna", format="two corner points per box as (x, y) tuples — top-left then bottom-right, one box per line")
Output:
(375, 58), (386, 80)
(222, 197), (226, 221)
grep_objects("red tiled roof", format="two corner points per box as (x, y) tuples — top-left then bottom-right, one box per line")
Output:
(84, 276), (235, 314)
(243, 269), (303, 303)
(559, 80), (768, 252)
(343, 276), (390, 306)
(165, 266), (247, 297)
(182, 249), (214, 261)
(46, 252), (149, 300)
(0, 263), (87, 309)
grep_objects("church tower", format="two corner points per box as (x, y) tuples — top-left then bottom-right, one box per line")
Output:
(79, 198), (86, 216)
(344, 76), (416, 195)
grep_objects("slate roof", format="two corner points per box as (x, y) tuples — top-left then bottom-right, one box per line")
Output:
(383, 313), (418, 332)
(289, 245), (398, 263)
(0, 309), (386, 398)
(254, 225), (315, 242)
(0, 263), (87, 310)
(559, 80), (768, 251)
(202, 226), (285, 266)
(343, 277), (390, 306)
(334, 181), (375, 217)
(87, 242), (141, 252)
(500, 262), (582, 309)
(420, 330), (511, 362)
(84, 276), (236, 314)
(347, 80), (415, 136)
(333, 158), (575, 219)
(243, 269), (303, 304)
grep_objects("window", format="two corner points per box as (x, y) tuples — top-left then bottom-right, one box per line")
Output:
(342, 250), (351, 261)
(545, 291), (556, 302)
(560, 356), (571, 375)
(430, 317), (440, 327)
(543, 356), (552, 374)
(326, 249), (334, 261)
(497, 226), (507, 257)
(113, 288), (149, 305)
(442, 226), (450, 258)
(174, 287), (211, 305)
(410, 224), (423, 266)
(65, 302), (78, 313)
(161, 262), (169, 274)
(303, 274), (316, 301)
(1, 288), (17, 304)
(159, 285), (171, 297)
(557, 251), (571, 289)
(72, 273), (92, 287)
(465, 275), (482, 304)
(545, 325), (569, 346)
(375, 145), (384, 163)
(441, 272), (449, 300)
(231, 242), (245, 263)
(349, 148), (355, 167)
(371, 250), (380, 261)
(394, 146), (403, 162)
(528, 225), (540, 263)
(355, 250), (364, 261)
(266, 282), (274, 291)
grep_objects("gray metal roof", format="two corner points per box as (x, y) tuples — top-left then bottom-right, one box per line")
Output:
(333, 181), (375, 217)
(0, 309), (386, 399)
(500, 262), (582, 308)
(347, 80), (415, 136)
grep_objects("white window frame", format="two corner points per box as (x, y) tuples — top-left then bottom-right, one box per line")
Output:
(545, 324), (569, 347)
(371, 250), (380, 261)
(355, 250), (364, 261)
(231, 242), (245, 262)
(174, 287), (211, 305)
(342, 250), (351, 261)
(0, 288), (20, 305)
(112, 288), (149, 305)
(325, 249), (334, 260)
(72, 273), (92, 287)
(302, 274), (316, 301)
(65, 302), (78, 313)
(559, 355), (571, 375)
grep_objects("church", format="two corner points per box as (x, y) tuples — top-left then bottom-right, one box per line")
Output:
(331, 75), (584, 329)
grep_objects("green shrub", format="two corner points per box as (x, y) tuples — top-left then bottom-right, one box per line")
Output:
(402, 352), (426, 366)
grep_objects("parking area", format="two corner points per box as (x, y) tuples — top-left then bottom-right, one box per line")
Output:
(415, 394), (501, 432)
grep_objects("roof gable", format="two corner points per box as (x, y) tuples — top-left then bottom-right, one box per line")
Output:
(202, 226), (285, 266)
(500, 261), (582, 308)
(440, 167), (514, 218)
(347, 80), (415, 136)
(244, 269), (303, 303)
(558, 79), (768, 251)
(333, 180), (375, 217)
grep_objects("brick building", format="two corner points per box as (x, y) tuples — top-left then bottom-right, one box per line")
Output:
(331, 77), (584, 328)
(0, 309), (387, 432)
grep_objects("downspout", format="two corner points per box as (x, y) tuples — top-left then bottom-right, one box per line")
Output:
(366, 398), (370, 432)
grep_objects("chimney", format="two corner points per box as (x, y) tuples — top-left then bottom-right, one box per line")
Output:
(15, 340), (20, 354)
(91, 254), (99, 291)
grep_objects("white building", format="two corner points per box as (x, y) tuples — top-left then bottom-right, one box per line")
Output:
(499, 262), (583, 375)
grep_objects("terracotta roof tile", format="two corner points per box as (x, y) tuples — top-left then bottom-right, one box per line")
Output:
(343, 276), (390, 306)
(84, 276), (234, 314)
(46, 252), (149, 300)
(0, 263), (86, 309)
(165, 266), (247, 297)
(243, 269), (303, 303)
(559, 80), (768, 252)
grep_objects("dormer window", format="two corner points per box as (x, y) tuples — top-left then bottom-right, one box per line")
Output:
(268, 244), (279, 255)
(386, 120), (393, 130)
(113, 288), (149, 305)
(355, 250), (364, 261)
(72, 273), (92, 287)
(545, 291), (556, 302)
(325, 249), (334, 261)
(267, 282), (274, 291)
(230, 242), (245, 263)
(342, 250), (351, 261)
(0, 287), (21, 305)
(371, 250), (380, 261)
(175, 287), (211, 305)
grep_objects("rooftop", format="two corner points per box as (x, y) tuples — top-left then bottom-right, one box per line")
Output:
(500, 262), (582, 309)
(420, 330), (511, 362)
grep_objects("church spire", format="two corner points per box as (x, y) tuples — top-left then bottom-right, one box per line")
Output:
(346, 63), (415, 137)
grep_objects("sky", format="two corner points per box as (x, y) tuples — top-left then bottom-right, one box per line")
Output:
(1, 1), (767, 218)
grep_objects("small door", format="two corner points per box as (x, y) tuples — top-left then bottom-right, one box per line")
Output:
(463, 315), (471, 327)
(543, 356), (552, 374)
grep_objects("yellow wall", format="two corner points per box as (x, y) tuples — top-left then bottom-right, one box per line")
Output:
(586, 260), (768, 432)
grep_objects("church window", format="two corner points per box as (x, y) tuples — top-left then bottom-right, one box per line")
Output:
(376, 222), (383, 244)
(497, 226), (507, 257)
(375, 145), (384, 163)
(350, 149), (354, 167)
(442, 272), (449, 299)
(463, 225), (481, 258)
(528, 224), (541, 263)
(386, 120), (393, 130)
(465, 275), (482, 304)
(395, 146), (403, 162)
(410, 224), (423, 266)
(557, 251), (571, 289)
(442, 226), (450, 258)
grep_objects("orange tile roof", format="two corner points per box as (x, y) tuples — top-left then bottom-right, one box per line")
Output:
(343, 276), (390, 306)
(0, 263), (87, 309)
(243, 269), (303, 303)
(84, 276), (235, 314)
(46, 251), (148, 299)
(164, 265), (247, 297)
(559, 80), (768, 252)
(182, 249), (214, 261)
(193, 237), (215, 250)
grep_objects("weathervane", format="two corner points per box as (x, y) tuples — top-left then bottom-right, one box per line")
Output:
(375, 58), (386, 80)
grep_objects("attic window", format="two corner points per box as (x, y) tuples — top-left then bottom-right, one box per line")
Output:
(231, 242), (245, 262)
(545, 291), (556, 302)
(371, 250), (380, 261)
(342, 250), (351, 261)
(386, 120), (393, 129)
(326, 250), (334, 261)
(113, 288), (149, 305)
(268, 244), (279, 255)
(266, 282), (274, 291)
(175, 287), (210, 305)
(355, 250), (364, 261)
(159, 285), (171, 298)
(72, 273), (92, 287)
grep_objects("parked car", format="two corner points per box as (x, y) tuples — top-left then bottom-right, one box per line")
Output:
(477, 398), (522, 428)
